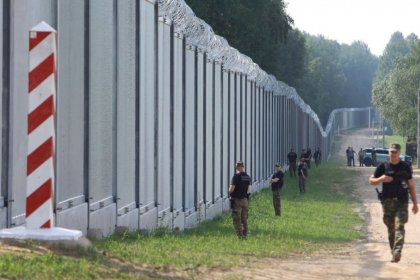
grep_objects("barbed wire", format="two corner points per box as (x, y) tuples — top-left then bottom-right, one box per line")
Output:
(157, 0), (368, 138)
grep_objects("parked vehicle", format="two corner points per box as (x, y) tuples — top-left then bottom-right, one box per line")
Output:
(362, 148), (412, 167)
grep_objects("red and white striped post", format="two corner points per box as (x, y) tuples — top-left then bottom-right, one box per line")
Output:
(26, 22), (57, 229)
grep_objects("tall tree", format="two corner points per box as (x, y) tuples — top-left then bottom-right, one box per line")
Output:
(340, 41), (378, 107)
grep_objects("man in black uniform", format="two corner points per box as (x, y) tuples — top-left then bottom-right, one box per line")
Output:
(369, 144), (418, 262)
(298, 159), (308, 193)
(314, 147), (322, 167)
(305, 147), (312, 169)
(287, 148), (298, 177)
(271, 163), (284, 216)
(229, 161), (252, 239)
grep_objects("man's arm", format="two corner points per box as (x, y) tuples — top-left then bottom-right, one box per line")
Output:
(407, 179), (419, 214)
(228, 184), (235, 194)
(369, 174), (393, 185)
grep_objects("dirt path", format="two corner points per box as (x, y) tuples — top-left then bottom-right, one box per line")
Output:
(203, 128), (420, 280)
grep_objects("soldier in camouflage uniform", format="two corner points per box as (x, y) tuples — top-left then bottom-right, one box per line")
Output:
(271, 163), (284, 216)
(369, 143), (418, 263)
(229, 161), (252, 239)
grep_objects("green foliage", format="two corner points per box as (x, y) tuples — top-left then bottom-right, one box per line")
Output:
(373, 37), (420, 137)
(184, 1), (378, 125)
(184, 0), (302, 87)
(297, 34), (378, 124)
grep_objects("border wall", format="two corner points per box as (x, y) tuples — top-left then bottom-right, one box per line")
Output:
(0, 0), (372, 237)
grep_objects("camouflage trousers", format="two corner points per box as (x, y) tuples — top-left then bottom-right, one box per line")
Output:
(289, 162), (297, 177)
(232, 198), (248, 238)
(382, 198), (409, 254)
(299, 176), (306, 193)
(272, 189), (281, 216)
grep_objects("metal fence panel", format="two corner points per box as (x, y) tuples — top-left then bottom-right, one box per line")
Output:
(116, 0), (136, 212)
(157, 19), (171, 213)
(205, 59), (214, 203)
(139, 0), (156, 210)
(196, 51), (205, 207)
(56, 0), (85, 210)
(213, 63), (222, 200)
(222, 70), (229, 196)
(172, 33), (184, 212)
(184, 45), (196, 211)
(88, 0), (115, 209)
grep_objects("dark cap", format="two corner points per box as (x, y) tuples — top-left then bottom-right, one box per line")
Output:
(389, 143), (401, 152)
(236, 160), (244, 167)
(275, 162), (281, 167)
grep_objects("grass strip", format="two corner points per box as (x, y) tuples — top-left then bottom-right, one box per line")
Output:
(95, 162), (362, 269)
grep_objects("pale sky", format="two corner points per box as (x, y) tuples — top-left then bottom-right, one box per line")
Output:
(285, 0), (420, 56)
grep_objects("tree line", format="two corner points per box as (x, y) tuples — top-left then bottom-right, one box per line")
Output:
(372, 32), (420, 138)
(185, 0), (378, 125)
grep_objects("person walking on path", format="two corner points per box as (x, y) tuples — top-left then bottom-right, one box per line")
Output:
(271, 163), (284, 216)
(369, 143), (418, 263)
(287, 148), (298, 177)
(298, 159), (307, 193)
(229, 161), (252, 239)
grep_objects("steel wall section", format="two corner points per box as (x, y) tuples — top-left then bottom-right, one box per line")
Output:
(116, 0), (137, 223)
(222, 69), (229, 199)
(229, 72), (235, 179)
(55, 0), (86, 220)
(196, 50), (205, 210)
(139, 0), (157, 230)
(157, 18), (172, 218)
(245, 79), (252, 176)
(235, 74), (241, 162)
(184, 44), (196, 213)
(88, 0), (116, 235)
(251, 83), (256, 183)
(172, 32), (184, 213)
(213, 62), (222, 202)
(204, 58), (214, 205)
(241, 76), (246, 166)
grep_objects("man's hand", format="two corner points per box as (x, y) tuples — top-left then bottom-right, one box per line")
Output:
(380, 175), (393, 183)
(272, 178), (279, 183)
(412, 203), (418, 214)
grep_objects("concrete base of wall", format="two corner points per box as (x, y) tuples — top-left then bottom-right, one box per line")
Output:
(222, 196), (230, 212)
(0, 208), (7, 229)
(213, 199), (223, 216)
(184, 211), (197, 229)
(205, 203), (216, 220)
(172, 210), (184, 231)
(88, 203), (116, 238)
(197, 203), (205, 224)
(56, 203), (88, 236)
(158, 210), (173, 229)
(139, 207), (158, 232)
(117, 208), (139, 232)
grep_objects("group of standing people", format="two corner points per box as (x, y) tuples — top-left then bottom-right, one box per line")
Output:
(287, 147), (322, 194)
(228, 146), (322, 239)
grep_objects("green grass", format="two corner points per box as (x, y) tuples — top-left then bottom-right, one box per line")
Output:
(94, 162), (362, 269)
(385, 135), (406, 153)
(0, 161), (363, 279)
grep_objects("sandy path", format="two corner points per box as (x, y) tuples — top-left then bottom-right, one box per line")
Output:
(201, 128), (420, 280)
